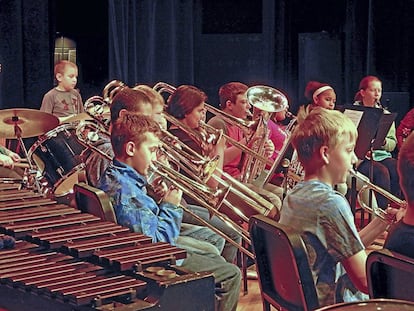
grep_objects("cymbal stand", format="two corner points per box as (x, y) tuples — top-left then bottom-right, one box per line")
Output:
(13, 119), (42, 193)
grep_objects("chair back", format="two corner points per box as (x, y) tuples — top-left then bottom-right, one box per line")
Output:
(249, 214), (319, 311)
(314, 298), (414, 310)
(74, 182), (117, 223)
(367, 248), (414, 301)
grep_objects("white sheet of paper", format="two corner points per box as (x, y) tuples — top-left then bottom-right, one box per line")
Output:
(343, 109), (363, 127)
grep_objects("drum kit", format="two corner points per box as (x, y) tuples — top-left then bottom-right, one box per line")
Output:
(0, 108), (89, 197)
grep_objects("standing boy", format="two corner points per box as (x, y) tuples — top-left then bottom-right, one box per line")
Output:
(40, 60), (83, 123)
(279, 108), (390, 306)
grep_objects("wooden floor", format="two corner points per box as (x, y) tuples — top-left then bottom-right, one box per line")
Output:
(237, 277), (263, 311)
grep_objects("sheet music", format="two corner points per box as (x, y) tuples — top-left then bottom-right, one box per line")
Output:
(343, 109), (364, 127)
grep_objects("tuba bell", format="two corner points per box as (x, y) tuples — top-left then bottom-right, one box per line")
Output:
(240, 85), (289, 184)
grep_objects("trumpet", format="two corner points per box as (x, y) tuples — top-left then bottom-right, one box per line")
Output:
(349, 169), (407, 223)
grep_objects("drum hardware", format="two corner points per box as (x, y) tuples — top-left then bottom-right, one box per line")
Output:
(0, 108), (59, 193)
(27, 123), (88, 197)
(0, 108), (59, 139)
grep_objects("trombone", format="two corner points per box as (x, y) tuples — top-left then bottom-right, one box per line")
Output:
(74, 119), (255, 257)
(153, 82), (277, 217)
(153, 82), (274, 166)
(160, 111), (275, 220)
(157, 115), (275, 221)
(149, 161), (254, 258)
(349, 169), (407, 224)
(159, 130), (221, 184)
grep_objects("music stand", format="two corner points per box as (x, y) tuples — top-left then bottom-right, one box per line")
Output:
(341, 105), (384, 159)
(342, 105), (397, 222)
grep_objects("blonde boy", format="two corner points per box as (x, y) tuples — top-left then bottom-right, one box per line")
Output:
(40, 60), (83, 123)
(279, 108), (389, 306)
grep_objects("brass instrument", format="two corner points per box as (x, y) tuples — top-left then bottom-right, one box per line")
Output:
(153, 82), (274, 166)
(149, 161), (254, 258)
(160, 130), (220, 184)
(160, 120), (275, 221)
(83, 95), (111, 129)
(253, 111), (297, 188)
(157, 127), (275, 221)
(241, 85), (289, 183)
(75, 119), (111, 160)
(349, 169), (407, 223)
(153, 82), (276, 219)
(162, 113), (224, 155)
(102, 80), (127, 103)
(74, 120), (255, 256)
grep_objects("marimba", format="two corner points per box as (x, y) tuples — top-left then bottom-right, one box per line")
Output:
(0, 187), (215, 311)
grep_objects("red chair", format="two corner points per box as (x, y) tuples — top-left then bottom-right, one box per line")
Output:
(73, 182), (117, 223)
(249, 214), (319, 311)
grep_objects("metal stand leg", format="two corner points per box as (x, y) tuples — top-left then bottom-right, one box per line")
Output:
(16, 137), (42, 193)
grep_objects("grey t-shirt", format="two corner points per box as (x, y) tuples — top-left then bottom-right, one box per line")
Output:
(280, 180), (365, 306)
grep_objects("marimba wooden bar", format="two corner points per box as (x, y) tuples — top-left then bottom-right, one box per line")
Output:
(0, 189), (215, 311)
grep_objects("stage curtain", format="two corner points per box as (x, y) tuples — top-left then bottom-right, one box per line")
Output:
(108, 0), (195, 87)
(0, 0), (52, 109)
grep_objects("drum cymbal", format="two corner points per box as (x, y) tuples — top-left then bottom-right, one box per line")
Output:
(0, 108), (59, 138)
(62, 112), (94, 124)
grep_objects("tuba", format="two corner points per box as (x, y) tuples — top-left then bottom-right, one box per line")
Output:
(253, 111), (297, 188)
(240, 85), (289, 184)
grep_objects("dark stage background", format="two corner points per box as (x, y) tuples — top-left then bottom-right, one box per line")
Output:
(0, 0), (413, 121)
